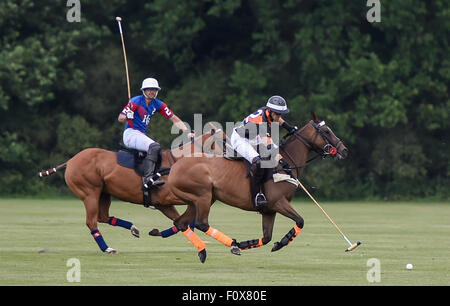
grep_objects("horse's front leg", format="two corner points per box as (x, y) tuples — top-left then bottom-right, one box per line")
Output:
(271, 197), (304, 252)
(157, 204), (181, 221)
(168, 204), (208, 263)
(194, 200), (241, 257)
(237, 212), (276, 250)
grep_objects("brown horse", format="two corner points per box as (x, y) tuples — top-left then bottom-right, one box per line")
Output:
(37, 133), (218, 253)
(165, 113), (348, 263)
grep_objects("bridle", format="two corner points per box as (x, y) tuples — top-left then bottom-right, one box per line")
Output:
(278, 120), (342, 177)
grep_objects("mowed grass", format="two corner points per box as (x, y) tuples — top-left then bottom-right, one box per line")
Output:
(0, 198), (449, 286)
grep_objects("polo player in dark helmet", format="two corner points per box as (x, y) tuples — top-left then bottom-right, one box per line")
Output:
(230, 95), (298, 209)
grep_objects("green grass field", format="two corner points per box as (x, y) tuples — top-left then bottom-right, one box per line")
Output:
(0, 198), (449, 286)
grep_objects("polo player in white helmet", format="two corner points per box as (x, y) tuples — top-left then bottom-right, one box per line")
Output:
(118, 77), (194, 190)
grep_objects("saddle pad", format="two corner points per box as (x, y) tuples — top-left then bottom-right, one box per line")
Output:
(273, 173), (299, 187)
(117, 150), (135, 169)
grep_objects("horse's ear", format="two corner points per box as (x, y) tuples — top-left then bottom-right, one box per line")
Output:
(311, 112), (319, 123)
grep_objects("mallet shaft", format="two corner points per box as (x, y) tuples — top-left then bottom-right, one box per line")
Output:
(116, 17), (131, 100)
(343, 235), (352, 247)
(297, 180), (361, 252)
(297, 180), (349, 241)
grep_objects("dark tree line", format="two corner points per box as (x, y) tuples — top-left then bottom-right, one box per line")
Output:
(0, 0), (448, 200)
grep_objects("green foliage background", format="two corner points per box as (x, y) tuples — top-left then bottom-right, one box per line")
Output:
(0, 0), (448, 200)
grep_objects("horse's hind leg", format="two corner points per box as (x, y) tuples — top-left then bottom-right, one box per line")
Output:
(65, 155), (118, 254)
(83, 193), (116, 254)
(271, 197), (304, 252)
(98, 192), (140, 238)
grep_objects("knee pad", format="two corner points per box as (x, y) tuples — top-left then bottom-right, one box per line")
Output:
(147, 142), (161, 161)
(250, 156), (262, 175)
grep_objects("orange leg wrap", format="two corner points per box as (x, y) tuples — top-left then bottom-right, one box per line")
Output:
(182, 228), (206, 252)
(272, 224), (303, 252)
(287, 224), (302, 246)
(255, 238), (263, 248)
(205, 226), (233, 247)
(238, 238), (264, 250)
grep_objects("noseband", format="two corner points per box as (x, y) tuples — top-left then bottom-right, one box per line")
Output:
(306, 120), (343, 156)
(279, 120), (342, 177)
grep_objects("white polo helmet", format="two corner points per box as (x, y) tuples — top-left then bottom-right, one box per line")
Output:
(266, 95), (289, 114)
(140, 78), (161, 91)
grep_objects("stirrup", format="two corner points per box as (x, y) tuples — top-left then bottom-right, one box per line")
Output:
(254, 193), (268, 209)
(142, 178), (165, 190)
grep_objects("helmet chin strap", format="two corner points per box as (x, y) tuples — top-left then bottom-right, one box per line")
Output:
(269, 110), (281, 120)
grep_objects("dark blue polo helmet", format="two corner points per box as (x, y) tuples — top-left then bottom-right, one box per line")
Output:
(266, 95), (289, 114)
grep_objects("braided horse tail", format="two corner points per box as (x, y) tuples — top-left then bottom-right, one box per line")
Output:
(37, 163), (67, 178)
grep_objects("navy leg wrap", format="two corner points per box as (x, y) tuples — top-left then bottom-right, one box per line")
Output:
(108, 216), (132, 230)
(91, 229), (108, 252)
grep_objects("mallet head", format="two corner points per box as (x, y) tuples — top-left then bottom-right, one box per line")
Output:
(345, 240), (361, 252)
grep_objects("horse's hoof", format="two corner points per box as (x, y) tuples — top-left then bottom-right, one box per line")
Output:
(230, 245), (241, 256)
(148, 229), (161, 236)
(198, 249), (207, 263)
(131, 225), (140, 238)
(105, 247), (117, 254)
(271, 242), (281, 252)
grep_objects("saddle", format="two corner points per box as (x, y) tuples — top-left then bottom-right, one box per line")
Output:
(117, 145), (170, 207)
(117, 148), (148, 177)
(224, 144), (296, 211)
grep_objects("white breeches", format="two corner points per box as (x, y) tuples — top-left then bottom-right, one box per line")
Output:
(123, 128), (155, 152)
(230, 129), (261, 163)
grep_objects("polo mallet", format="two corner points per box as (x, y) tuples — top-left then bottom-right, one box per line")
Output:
(297, 180), (361, 252)
(116, 16), (131, 100)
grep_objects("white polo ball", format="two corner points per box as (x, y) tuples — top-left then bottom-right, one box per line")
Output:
(406, 263), (413, 270)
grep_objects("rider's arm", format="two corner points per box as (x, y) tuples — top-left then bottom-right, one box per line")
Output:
(170, 115), (195, 138)
(280, 118), (298, 133)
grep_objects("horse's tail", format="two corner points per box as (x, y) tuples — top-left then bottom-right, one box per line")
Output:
(37, 163), (67, 178)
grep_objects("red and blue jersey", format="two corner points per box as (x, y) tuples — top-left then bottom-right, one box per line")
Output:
(121, 95), (174, 133)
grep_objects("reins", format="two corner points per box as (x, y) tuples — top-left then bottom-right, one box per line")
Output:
(276, 121), (338, 177)
(167, 123), (339, 178)
(167, 133), (220, 166)
(276, 135), (323, 178)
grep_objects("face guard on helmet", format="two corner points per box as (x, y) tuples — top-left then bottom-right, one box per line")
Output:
(266, 95), (289, 114)
(141, 78), (161, 98)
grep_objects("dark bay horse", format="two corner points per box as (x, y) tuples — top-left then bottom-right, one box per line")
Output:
(165, 113), (348, 263)
(37, 133), (218, 253)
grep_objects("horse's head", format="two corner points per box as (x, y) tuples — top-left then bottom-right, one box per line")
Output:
(287, 112), (348, 160)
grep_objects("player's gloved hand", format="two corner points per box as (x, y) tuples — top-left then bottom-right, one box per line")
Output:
(279, 158), (289, 168)
(125, 108), (134, 120)
(282, 122), (298, 134)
